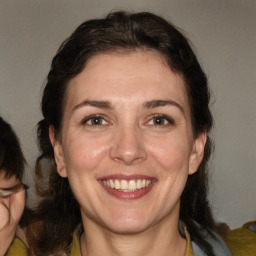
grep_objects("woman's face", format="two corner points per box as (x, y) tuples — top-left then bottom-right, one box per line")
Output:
(51, 50), (206, 234)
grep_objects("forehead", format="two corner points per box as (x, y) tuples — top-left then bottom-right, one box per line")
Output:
(0, 170), (20, 187)
(65, 50), (189, 109)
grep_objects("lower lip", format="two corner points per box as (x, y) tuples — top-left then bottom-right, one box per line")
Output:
(100, 182), (156, 200)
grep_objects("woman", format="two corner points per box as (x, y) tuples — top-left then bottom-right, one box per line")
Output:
(26, 11), (228, 256)
(6, 11), (256, 256)
(0, 117), (27, 255)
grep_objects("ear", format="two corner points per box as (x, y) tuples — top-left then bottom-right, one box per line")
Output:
(188, 132), (207, 175)
(49, 125), (67, 177)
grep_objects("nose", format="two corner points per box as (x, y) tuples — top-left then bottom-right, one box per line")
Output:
(110, 124), (147, 165)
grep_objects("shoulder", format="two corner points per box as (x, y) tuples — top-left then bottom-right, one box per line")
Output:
(219, 221), (256, 256)
(5, 237), (28, 256)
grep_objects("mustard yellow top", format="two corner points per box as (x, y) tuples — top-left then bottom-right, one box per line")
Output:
(220, 221), (256, 256)
(6, 237), (28, 256)
(184, 233), (194, 256)
(6, 221), (256, 256)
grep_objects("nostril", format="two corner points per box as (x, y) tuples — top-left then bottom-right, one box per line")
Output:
(110, 145), (147, 165)
(109, 128), (147, 164)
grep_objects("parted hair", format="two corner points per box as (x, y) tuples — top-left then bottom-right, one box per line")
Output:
(28, 11), (215, 255)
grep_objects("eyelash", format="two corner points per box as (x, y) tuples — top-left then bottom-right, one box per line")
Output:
(81, 114), (108, 126)
(147, 114), (175, 127)
(80, 114), (175, 127)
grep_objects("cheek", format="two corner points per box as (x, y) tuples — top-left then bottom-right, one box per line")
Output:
(147, 134), (192, 173)
(63, 134), (111, 176)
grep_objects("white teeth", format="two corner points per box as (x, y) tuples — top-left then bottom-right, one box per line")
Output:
(114, 180), (120, 189)
(137, 179), (142, 189)
(121, 180), (128, 190)
(128, 180), (136, 190)
(109, 179), (115, 188)
(103, 179), (152, 192)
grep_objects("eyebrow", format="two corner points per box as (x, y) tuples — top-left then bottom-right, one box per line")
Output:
(72, 100), (113, 112)
(143, 100), (184, 113)
(72, 99), (184, 113)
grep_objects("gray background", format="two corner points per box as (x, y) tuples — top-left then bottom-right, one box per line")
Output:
(0, 0), (255, 229)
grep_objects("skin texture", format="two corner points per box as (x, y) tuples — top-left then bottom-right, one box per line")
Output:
(50, 50), (206, 256)
(0, 172), (25, 256)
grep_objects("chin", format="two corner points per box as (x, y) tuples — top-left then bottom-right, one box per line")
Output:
(108, 222), (149, 235)
(102, 213), (153, 234)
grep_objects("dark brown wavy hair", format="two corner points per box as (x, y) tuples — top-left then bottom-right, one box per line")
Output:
(27, 11), (215, 255)
(0, 117), (26, 180)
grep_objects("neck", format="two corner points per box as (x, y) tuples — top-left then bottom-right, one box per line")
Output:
(80, 217), (186, 256)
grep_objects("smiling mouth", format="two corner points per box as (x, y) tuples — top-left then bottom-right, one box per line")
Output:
(102, 179), (153, 192)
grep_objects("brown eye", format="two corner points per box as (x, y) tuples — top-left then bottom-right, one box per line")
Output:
(153, 117), (166, 125)
(82, 115), (107, 126)
(148, 115), (174, 126)
(90, 117), (104, 125)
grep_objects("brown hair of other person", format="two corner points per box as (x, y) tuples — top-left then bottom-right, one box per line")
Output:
(0, 117), (26, 180)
